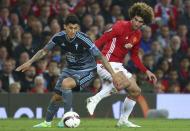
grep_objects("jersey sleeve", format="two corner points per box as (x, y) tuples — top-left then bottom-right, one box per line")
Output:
(130, 32), (147, 73)
(95, 21), (123, 50)
(76, 32), (102, 57)
(89, 44), (102, 57)
(86, 38), (102, 57)
(43, 32), (63, 51)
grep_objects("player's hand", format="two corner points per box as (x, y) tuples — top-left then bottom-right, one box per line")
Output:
(112, 71), (128, 91)
(146, 70), (157, 85)
(15, 61), (32, 72)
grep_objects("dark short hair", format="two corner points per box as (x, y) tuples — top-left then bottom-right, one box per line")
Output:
(65, 14), (80, 25)
(128, 2), (154, 25)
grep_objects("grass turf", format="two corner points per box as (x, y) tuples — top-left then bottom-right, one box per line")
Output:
(0, 118), (190, 131)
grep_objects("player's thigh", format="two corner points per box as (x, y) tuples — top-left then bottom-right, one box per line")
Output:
(54, 69), (74, 94)
(97, 64), (112, 81)
(97, 63), (132, 81)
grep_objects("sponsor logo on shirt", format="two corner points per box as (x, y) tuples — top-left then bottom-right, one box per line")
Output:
(75, 43), (78, 50)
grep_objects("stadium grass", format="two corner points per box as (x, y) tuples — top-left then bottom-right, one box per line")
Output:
(0, 118), (190, 131)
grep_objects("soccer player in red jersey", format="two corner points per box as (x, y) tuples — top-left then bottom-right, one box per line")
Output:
(87, 2), (157, 127)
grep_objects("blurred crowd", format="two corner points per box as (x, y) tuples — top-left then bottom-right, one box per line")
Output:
(0, 0), (189, 94)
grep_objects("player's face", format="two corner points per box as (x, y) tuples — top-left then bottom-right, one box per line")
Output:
(64, 24), (80, 38)
(131, 16), (144, 30)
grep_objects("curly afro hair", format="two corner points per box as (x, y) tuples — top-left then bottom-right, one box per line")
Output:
(128, 2), (154, 25)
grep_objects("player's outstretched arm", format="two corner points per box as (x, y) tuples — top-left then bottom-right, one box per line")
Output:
(15, 49), (48, 72)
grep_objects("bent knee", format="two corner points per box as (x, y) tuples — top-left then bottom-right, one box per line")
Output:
(122, 79), (131, 88)
(135, 87), (141, 96)
(129, 86), (141, 97)
(62, 77), (76, 89)
(52, 93), (62, 102)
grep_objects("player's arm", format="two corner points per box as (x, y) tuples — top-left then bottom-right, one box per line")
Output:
(95, 51), (115, 76)
(15, 49), (48, 72)
(130, 43), (147, 73)
(16, 33), (59, 72)
(95, 21), (122, 49)
(130, 43), (157, 84)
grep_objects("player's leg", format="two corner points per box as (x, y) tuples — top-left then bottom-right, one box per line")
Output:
(86, 63), (127, 115)
(33, 70), (76, 128)
(86, 81), (117, 115)
(117, 76), (141, 127)
(62, 89), (73, 112)
(57, 76), (77, 128)
(58, 68), (97, 127)
(86, 64), (115, 115)
(47, 77), (76, 124)
(33, 93), (62, 128)
(33, 74), (66, 128)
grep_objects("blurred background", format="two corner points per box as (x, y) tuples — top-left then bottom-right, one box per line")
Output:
(0, 0), (190, 119)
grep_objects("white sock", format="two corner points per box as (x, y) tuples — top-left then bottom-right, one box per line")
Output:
(120, 97), (136, 120)
(93, 82), (116, 102)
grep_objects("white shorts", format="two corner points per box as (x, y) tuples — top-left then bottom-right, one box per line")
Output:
(97, 62), (132, 81)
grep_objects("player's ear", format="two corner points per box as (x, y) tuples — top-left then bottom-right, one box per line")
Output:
(64, 25), (67, 30)
(77, 25), (80, 31)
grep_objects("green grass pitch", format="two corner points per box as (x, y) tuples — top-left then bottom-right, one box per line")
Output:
(0, 118), (190, 131)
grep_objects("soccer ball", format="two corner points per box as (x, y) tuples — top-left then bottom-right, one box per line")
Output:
(62, 111), (80, 128)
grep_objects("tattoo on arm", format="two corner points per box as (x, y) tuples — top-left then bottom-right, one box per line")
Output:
(29, 49), (48, 64)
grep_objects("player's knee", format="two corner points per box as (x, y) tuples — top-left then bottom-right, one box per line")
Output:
(116, 79), (131, 91)
(52, 94), (62, 102)
(124, 80), (131, 88)
(130, 87), (141, 98)
(135, 87), (141, 96)
(62, 77), (76, 89)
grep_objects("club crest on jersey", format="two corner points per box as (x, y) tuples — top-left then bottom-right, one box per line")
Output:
(61, 43), (65, 46)
(124, 43), (133, 49)
(75, 43), (79, 50)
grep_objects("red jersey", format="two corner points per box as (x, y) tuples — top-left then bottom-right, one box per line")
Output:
(95, 20), (147, 73)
